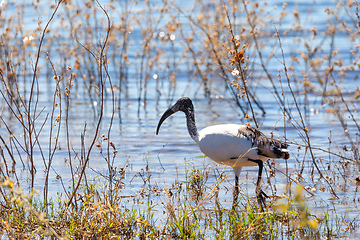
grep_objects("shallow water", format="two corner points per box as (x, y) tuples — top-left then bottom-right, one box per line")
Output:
(1, 0), (360, 237)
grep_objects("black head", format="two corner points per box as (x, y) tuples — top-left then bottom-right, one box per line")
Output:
(156, 97), (194, 135)
(172, 97), (193, 112)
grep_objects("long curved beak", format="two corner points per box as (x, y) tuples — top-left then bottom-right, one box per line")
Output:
(156, 108), (175, 135)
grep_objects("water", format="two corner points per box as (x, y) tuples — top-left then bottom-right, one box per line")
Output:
(1, 0), (360, 237)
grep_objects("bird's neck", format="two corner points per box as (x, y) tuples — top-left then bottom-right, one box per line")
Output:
(185, 109), (199, 144)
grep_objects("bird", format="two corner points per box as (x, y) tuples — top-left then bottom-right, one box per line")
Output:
(156, 97), (289, 210)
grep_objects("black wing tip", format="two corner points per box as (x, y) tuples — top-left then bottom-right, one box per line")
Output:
(282, 142), (290, 149)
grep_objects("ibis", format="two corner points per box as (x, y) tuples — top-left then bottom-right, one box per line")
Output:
(156, 97), (289, 210)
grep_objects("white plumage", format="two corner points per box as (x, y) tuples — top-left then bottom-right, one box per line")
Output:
(156, 97), (289, 210)
(196, 124), (266, 166)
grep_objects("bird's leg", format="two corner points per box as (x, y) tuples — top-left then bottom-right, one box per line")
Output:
(249, 159), (268, 211)
(232, 167), (242, 209)
(232, 174), (239, 209)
